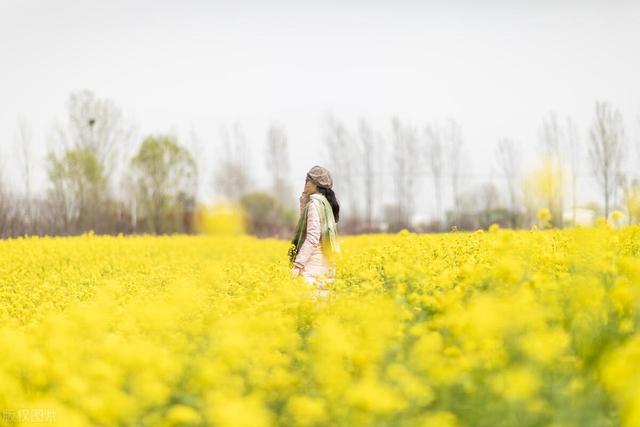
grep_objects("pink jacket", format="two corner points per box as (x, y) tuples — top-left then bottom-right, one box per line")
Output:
(294, 198), (332, 277)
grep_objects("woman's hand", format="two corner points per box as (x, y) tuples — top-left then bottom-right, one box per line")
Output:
(290, 266), (301, 279)
(299, 192), (309, 212)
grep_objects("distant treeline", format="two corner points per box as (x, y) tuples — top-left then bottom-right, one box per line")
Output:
(1, 89), (638, 238)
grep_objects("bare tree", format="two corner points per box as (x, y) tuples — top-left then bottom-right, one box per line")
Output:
(425, 122), (444, 223)
(588, 101), (625, 217)
(444, 118), (464, 224)
(14, 117), (35, 233)
(14, 117), (32, 198)
(213, 122), (252, 202)
(0, 167), (9, 235)
(389, 117), (406, 229)
(495, 137), (521, 227)
(45, 90), (134, 234)
(539, 112), (565, 226)
(479, 181), (501, 228)
(540, 112), (563, 161)
(565, 117), (580, 226)
(186, 128), (202, 200)
(388, 117), (420, 229)
(358, 118), (377, 230)
(61, 90), (133, 188)
(265, 123), (292, 209)
(322, 115), (359, 223)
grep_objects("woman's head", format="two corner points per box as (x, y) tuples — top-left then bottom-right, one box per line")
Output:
(305, 165), (333, 189)
(304, 165), (340, 223)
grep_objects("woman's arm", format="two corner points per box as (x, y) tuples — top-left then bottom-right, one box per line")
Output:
(293, 199), (321, 269)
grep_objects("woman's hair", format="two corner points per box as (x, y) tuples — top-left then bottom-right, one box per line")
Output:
(317, 186), (340, 223)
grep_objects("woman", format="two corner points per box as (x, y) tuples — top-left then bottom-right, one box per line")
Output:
(288, 165), (341, 296)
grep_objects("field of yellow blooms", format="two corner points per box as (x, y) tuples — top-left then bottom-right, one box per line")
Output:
(2, 225), (640, 427)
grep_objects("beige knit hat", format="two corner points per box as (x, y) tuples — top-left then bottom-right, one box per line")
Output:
(306, 165), (333, 189)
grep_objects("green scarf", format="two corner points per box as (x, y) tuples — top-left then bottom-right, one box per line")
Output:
(288, 193), (341, 267)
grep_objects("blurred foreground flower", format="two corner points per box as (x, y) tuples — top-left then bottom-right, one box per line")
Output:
(194, 203), (246, 235)
(536, 208), (552, 229)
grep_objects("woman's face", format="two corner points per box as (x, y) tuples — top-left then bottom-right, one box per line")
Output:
(303, 178), (317, 195)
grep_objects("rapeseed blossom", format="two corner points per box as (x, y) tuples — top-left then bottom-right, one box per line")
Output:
(1, 227), (640, 425)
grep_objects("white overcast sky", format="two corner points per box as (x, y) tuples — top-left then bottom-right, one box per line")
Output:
(1, 0), (639, 218)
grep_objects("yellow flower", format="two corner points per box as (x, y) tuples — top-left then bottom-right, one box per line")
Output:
(165, 404), (202, 426)
(345, 376), (407, 414)
(285, 395), (326, 426)
(1, 225), (639, 426)
(490, 366), (541, 401)
(419, 411), (459, 427)
(207, 395), (272, 427)
(611, 210), (624, 222)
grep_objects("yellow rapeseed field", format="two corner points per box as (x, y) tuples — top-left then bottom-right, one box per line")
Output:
(1, 224), (640, 426)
